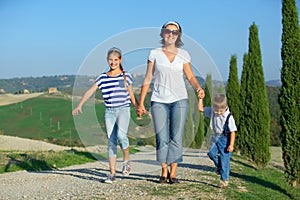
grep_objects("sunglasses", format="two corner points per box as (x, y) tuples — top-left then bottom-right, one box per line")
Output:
(163, 29), (180, 36)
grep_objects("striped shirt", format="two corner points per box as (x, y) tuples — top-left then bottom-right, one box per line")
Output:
(95, 72), (133, 108)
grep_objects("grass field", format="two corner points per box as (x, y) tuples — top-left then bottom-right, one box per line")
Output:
(0, 95), (105, 146)
(0, 94), (152, 147)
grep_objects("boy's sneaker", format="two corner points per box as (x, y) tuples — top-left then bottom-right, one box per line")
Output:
(220, 180), (229, 189)
(104, 173), (116, 184)
(216, 167), (220, 175)
(122, 160), (131, 176)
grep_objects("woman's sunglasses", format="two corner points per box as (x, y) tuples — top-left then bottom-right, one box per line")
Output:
(163, 29), (180, 36)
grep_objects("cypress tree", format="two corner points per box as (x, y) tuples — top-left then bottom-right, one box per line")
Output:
(237, 53), (248, 151)
(280, 0), (300, 187)
(183, 89), (195, 148)
(216, 85), (226, 94)
(226, 55), (240, 151)
(226, 55), (240, 127)
(203, 74), (214, 148)
(239, 23), (270, 168)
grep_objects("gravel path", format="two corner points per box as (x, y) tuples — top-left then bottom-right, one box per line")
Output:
(0, 137), (216, 200)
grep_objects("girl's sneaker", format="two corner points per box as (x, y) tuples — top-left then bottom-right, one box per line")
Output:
(104, 173), (116, 184)
(122, 160), (131, 176)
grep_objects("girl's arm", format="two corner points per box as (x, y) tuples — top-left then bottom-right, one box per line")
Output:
(183, 62), (205, 99)
(72, 83), (98, 115)
(137, 60), (154, 116)
(127, 84), (139, 109)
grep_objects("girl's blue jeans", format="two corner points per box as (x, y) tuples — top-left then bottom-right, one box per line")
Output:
(151, 99), (188, 164)
(104, 105), (130, 158)
(207, 135), (232, 181)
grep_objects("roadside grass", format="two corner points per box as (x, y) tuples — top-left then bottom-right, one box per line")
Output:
(0, 148), (139, 174)
(138, 154), (300, 200)
(0, 149), (102, 173)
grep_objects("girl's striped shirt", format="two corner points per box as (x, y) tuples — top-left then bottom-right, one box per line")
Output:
(95, 72), (133, 108)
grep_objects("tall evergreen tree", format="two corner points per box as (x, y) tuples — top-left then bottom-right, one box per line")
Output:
(226, 55), (240, 127)
(239, 23), (270, 168)
(183, 89), (195, 148)
(237, 53), (248, 151)
(280, 0), (300, 187)
(226, 55), (240, 151)
(203, 74), (213, 148)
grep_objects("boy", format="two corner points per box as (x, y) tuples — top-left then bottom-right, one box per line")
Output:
(198, 94), (237, 188)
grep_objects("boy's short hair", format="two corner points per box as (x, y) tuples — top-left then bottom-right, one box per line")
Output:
(213, 94), (228, 110)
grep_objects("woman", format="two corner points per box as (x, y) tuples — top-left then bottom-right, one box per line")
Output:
(137, 21), (205, 184)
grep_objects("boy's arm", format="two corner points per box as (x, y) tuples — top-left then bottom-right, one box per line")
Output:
(227, 131), (236, 152)
(198, 98), (204, 112)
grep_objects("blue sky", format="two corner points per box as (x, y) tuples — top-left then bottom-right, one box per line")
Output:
(1, 0), (299, 81)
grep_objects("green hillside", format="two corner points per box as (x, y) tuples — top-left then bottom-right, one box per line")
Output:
(0, 94), (154, 147)
(0, 95), (107, 146)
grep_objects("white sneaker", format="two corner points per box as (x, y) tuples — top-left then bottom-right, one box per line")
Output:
(122, 161), (131, 176)
(104, 173), (116, 184)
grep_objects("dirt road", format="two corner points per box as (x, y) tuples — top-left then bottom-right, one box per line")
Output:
(0, 93), (43, 106)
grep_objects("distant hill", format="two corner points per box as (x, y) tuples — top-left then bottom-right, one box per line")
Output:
(266, 79), (282, 87)
(0, 74), (206, 94)
(0, 74), (280, 94)
(0, 75), (77, 94)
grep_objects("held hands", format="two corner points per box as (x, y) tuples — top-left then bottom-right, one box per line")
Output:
(197, 88), (205, 99)
(136, 104), (147, 117)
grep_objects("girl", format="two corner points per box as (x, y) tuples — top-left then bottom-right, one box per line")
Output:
(72, 47), (138, 184)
